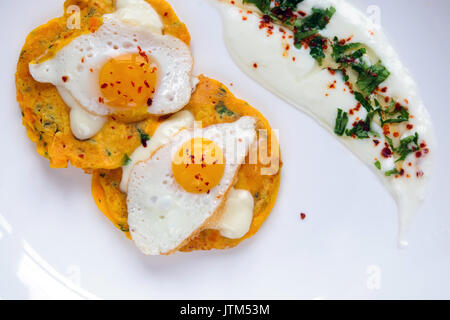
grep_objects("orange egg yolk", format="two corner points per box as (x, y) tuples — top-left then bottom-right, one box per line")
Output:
(172, 138), (225, 194)
(98, 53), (158, 108)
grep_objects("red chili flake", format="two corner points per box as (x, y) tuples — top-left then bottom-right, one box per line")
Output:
(380, 87), (387, 93)
(406, 124), (414, 130)
(404, 99), (409, 104)
(417, 171), (424, 178)
(408, 162), (412, 167)
(420, 142), (427, 148)
(147, 98), (153, 106)
(297, 10), (306, 17)
(98, 97), (104, 103)
(292, 57), (296, 62)
(144, 80), (150, 88)
(90, 68), (93, 73)
(300, 213), (306, 220)
(381, 146), (393, 158)
(81, 57), (85, 63)
(328, 68), (336, 75)
(242, 16), (248, 21)
(101, 83), (108, 89)
(424, 148), (429, 154)
(393, 132), (399, 138)
(415, 151), (422, 158)
(131, 81), (135, 87)
(78, 154), (84, 159)
(111, 126), (115, 130)
(62, 76), (68, 82)
(127, 135), (132, 139)
(373, 139), (380, 146)
(253, 63), (258, 69)
(138, 86), (142, 94)
(399, 169), (405, 176)
(384, 96), (390, 103)
(164, 12), (168, 17)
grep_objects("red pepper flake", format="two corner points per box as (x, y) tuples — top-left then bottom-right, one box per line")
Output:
(62, 76), (68, 82)
(98, 97), (104, 103)
(164, 12), (168, 17)
(327, 68), (336, 75)
(144, 80), (150, 88)
(399, 168), (405, 176)
(415, 151), (422, 158)
(138, 86), (142, 94)
(101, 83), (108, 89)
(424, 148), (429, 154)
(292, 57), (296, 62)
(406, 124), (414, 130)
(373, 139), (380, 146)
(384, 96), (390, 103)
(420, 142), (427, 148)
(89, 68), (93, 73)
(416, 171), (424, 178)
(300, 213), (306, 220)
(297, 10), (306, 17)
(253, 63), (258, 69)
(147, 98), (153, 106)
(380, 87), (387, 93)
(78, 154), (84, 159)
(242, 16), (248, 21)
(127, 135), (132, 139)
(393, 132), (399, 138)
(381, 146), (393, 158)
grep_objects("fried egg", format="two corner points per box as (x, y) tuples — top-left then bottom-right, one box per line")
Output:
(126, 116), (257, 255)
(29, 0), (194, 140)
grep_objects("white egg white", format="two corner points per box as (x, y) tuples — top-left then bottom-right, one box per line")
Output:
(126, 116), (257, 255)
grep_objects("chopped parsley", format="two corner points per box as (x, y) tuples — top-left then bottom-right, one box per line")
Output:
(354, 91), (372, 112)
(215, 101), (235, 118)
(294, 7), (335, 40)
(334, 108), (348, 136)
(354, 62), (390, 96)
(137, 128), (150, 147)
(384, 168), (399, 177)
(123, 153), (131, 166)
(243, 0), (271, 12)
(374, 160), (381, 170)
(394, 133), (419, 163)
(308, 35), (327, 65)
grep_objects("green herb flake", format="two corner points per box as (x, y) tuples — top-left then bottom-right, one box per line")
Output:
(385, 168), (399, 177)
(123, 154), (132, 166)
(137, 128), (150, 146)
(374, 160), (381, 170)
(355, 62), (390, 96)
(308, 35), (326, 65)
(334, 108), (348, 136)
(215, 101), (235, 118)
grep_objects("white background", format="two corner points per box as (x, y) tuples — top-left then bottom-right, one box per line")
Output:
(0, 0), (449, 299)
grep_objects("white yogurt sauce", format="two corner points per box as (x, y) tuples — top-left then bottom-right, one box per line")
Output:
(212, 0), (435, 246)
(121, 110), (254, 239)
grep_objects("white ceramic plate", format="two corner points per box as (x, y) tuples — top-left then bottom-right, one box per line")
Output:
(1, 0), (449, 299)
